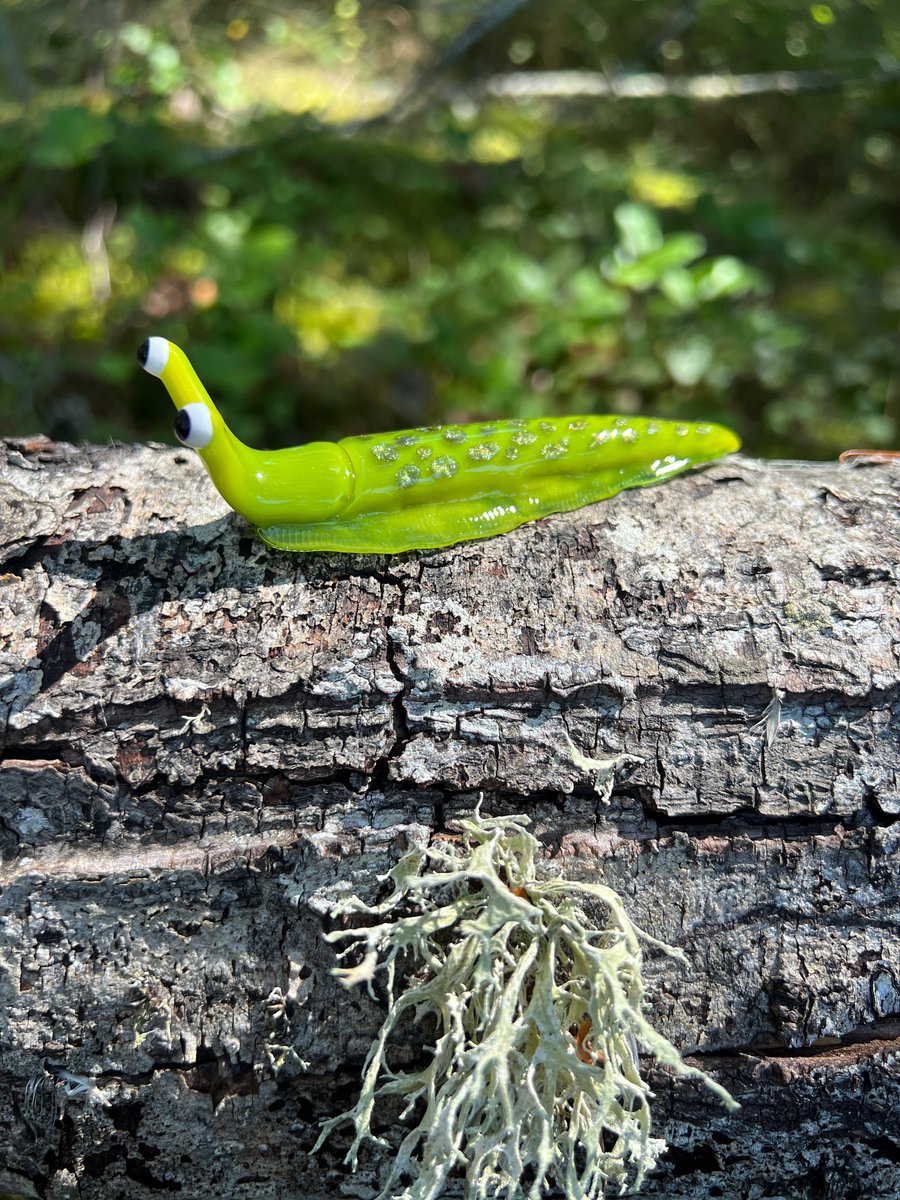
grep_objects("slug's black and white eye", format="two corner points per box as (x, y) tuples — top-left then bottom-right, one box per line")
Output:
(173, 403), (214, 450)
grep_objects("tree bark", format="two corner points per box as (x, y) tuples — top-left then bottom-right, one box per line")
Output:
(1, 436), (898, 1200)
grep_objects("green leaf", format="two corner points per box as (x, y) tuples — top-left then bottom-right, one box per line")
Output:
(613, 202), (662, 257)
(664, 336), (714, 387)
(29, 107), (114, 169)
(696, 256), (761, 301)
(659, 268), (698, 311)
(120, 22), (153, 55)
(605, 233), (706, 291)
(568, 268), (630, 319)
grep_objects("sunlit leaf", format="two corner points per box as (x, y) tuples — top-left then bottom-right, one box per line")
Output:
(613, 202), (662, 258)
(664, 336), (714, 387)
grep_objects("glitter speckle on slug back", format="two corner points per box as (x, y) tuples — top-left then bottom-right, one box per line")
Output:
(431, 455), (458, 479)
(372, 443), (400, 463)
(541, 438), (569, 460)
(511, 430), (538, 446)
(396, 464), (421, 488)
(444, 428), (467, 444)
(394, 434), (418, 447)
(468, 442), (500, 462)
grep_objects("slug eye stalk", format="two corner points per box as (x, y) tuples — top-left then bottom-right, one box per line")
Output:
(138, 338), (740, 554)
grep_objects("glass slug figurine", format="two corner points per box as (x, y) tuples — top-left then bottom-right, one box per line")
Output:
(138, 337), (740, 554)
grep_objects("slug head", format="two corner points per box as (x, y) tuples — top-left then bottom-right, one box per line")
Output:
(138, 337), (229, 455)
(138, 337), (353, 529)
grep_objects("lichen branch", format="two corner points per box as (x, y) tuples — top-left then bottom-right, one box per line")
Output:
(315, 805), (737, 1199)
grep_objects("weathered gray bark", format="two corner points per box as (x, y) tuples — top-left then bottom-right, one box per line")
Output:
(0, 435), (898, 1200)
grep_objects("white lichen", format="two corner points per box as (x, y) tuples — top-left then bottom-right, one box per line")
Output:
(750, 689), (784, 751)
(316, 805), (737, 1200)
(23, 1072), (60, 1137)
(49, 1067), (111, 1108)
(564, 735), (646, 803)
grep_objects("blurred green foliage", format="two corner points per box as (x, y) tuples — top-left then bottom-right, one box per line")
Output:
(0, 0), (898, 457)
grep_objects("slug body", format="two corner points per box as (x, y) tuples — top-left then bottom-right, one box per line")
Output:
(139, 337), (740, 553)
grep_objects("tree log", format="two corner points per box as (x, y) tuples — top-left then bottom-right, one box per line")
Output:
(1, 436), (898, 1200)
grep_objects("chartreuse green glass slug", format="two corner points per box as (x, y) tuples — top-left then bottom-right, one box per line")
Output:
(138, 337), (740, 554)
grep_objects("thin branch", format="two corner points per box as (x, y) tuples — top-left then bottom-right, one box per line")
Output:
(475, 64), (897, 101)
(474, 64), (899, 102)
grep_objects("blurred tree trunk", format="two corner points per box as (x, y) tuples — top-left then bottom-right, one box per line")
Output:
(1, 437), (898, 1200)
